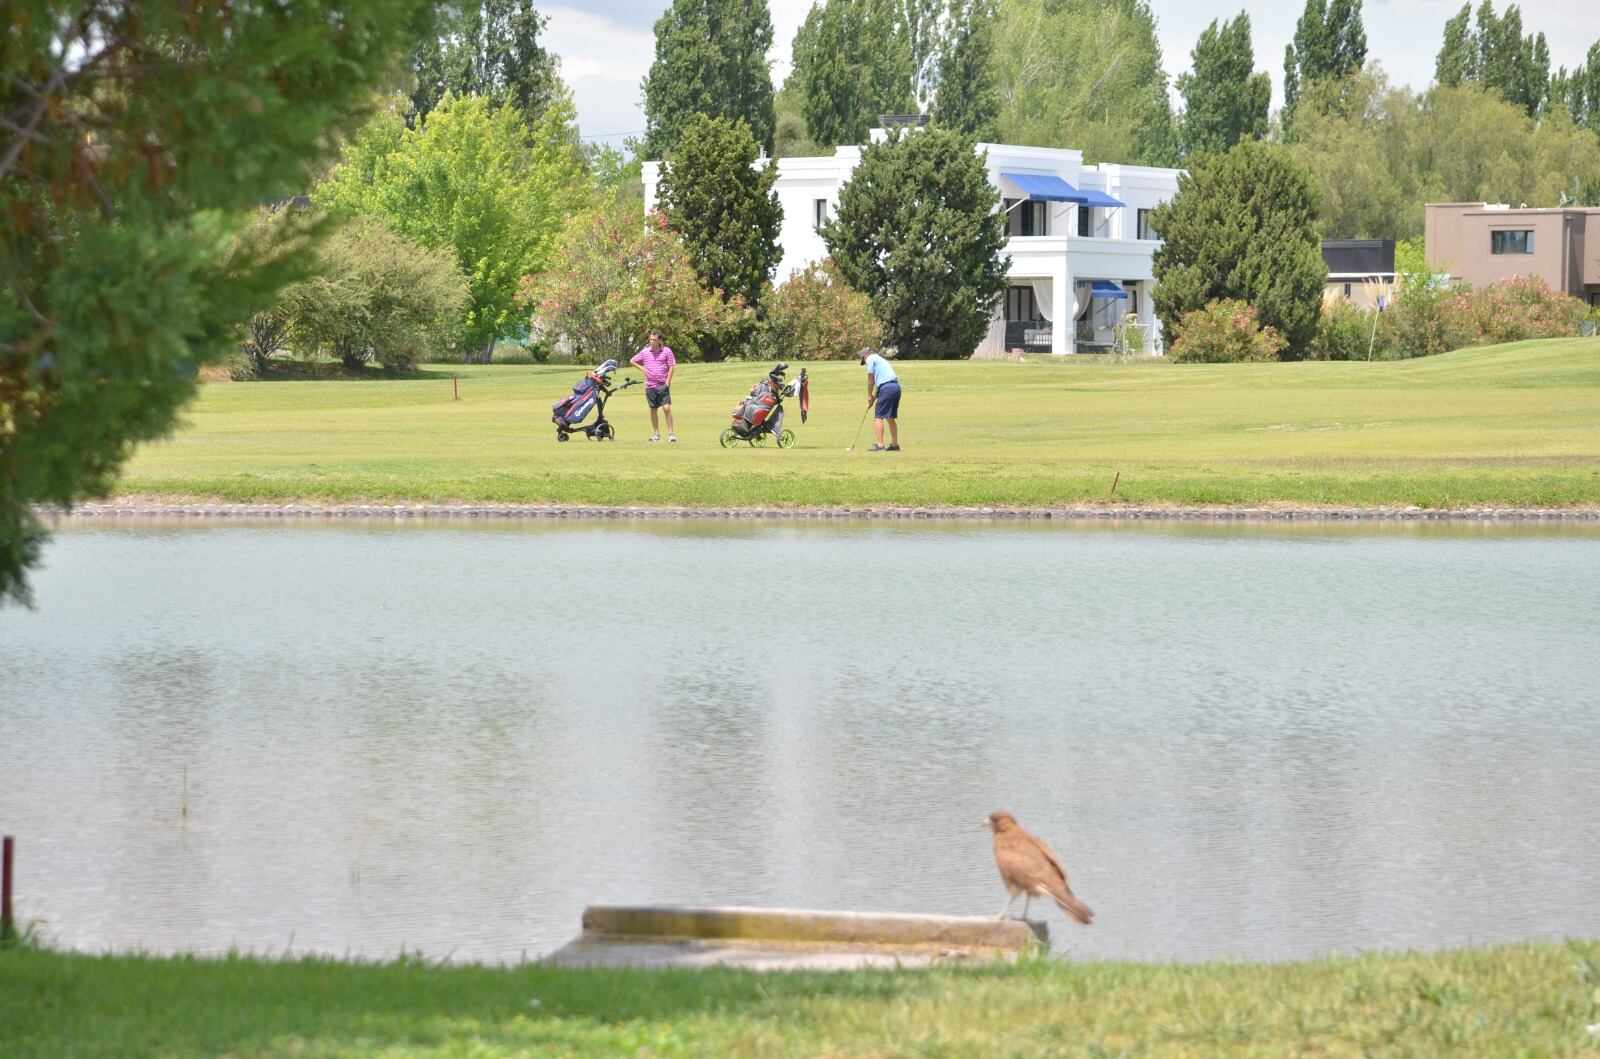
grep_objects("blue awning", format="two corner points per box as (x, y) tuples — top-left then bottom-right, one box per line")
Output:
(1000, 172), (1087, 203)
(1076, 188), (1127, 209)
(1081, 279), (1128, 300)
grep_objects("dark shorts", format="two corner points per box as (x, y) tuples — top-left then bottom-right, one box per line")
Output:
(874, 380), (901, 419)
(646, 384), (671, 409)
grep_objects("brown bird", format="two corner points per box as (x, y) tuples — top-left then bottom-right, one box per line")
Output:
(985, 809), (1094, 925)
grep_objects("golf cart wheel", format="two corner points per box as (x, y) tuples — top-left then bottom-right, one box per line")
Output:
(556, 432), (569, 442)
(776, 429), (796, 449)
(595, 422), (614, 441)
(751, 430), (769, 447)
(719, 427), (739, 448)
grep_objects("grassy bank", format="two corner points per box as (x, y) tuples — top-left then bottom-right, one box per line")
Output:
(4, 942), (1598, 1057)
(117, 339), (1600, 509)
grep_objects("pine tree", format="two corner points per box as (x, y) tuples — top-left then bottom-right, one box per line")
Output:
(1177, 13), (1271, 157)
(642, 0), (777, 159)
(1283, 0), (1367, 123)
(933, 0), (1001, 140)
(1, 0), (432, 605)
(823, 128), (1008, 359)
(410, 0), (560, 127)
(1150, 140), (1326, 357)
(656, 116), (783, 325)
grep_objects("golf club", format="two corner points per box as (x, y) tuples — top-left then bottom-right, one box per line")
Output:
(845, 402), (871, 452)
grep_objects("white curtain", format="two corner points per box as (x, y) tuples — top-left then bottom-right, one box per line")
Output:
(1028, 279), (1053, 322)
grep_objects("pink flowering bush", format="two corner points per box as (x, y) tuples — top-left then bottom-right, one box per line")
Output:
(1376, 275), (1586, 358)
(757, 260), (881, 360)
(516, 205), (749, 362)
(1169, 299), (1288, 363)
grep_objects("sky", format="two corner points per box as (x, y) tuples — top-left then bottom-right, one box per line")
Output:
(542, 0), (1599, 148)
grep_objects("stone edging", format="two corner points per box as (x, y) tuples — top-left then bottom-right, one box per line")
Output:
(50, 501), (1600, 523)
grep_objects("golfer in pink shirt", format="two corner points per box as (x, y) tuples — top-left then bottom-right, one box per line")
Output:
(631, 330), (677, 442)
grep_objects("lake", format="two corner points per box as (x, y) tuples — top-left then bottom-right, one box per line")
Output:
(2, 519), (1597, 964)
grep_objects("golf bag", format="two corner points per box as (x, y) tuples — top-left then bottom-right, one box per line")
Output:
(552, 370), (604, 427)
(734, 378), (781, 431)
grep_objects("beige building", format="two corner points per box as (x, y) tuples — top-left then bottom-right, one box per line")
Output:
(1425, 202), (1600, 305)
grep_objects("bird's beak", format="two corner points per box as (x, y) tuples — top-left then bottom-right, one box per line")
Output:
(981, 817), (991, 830)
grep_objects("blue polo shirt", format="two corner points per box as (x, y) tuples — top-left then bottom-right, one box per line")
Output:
(863, 353), (898, 387)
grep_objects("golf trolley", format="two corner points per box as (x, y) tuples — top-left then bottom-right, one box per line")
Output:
(720, 363), (808, 449)
(551, 359), (639, 442)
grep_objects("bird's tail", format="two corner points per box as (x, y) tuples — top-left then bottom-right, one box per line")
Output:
(1053, 888), (1094, 926)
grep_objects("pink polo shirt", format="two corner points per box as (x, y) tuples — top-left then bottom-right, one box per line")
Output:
(631, 344), (676, 387)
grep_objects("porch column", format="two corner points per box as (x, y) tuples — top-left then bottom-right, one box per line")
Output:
(1052, 267), (1073, 355)
(1138, 280), (1158, 354)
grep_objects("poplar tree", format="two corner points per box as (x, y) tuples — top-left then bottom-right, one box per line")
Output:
(410, 0), (560, 128)
(642, 0), (777, 158)
(1435, 5), (1478, 87)
(1, 0), (431, 605)
(1282, 0), (1368, 125)
(1176, 13), (1271, 157)
(792, 0), (913, 148)
(823, 128), (1007, 359)
(933, 0), (1002, 140)
(1550, 44), (1600, 132)
(1430, 3), (1551, 116)
(656, 116), (783, 335)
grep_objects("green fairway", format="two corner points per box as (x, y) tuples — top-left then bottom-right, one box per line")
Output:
(117, 338), (1600, 508)
(5, 942), (1598, 1057)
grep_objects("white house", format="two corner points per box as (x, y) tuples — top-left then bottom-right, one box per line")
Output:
(641, 136), (1182, 356)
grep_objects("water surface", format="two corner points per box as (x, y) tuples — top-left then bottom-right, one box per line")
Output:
(2, 520), (1597, 963)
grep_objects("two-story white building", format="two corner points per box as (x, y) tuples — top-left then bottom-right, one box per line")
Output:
(642, 136), (1181, 356)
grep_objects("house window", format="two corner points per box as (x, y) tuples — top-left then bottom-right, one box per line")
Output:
(1137, 208), (1159, 240)
(1077, 206), (1092, 237)
(1490, 229), (1534, 254)
(813, 198), (827, 230)
(1005, 285), (1039, 321)
(1019, 201), (1047, 236)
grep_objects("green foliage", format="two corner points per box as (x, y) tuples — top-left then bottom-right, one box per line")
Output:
(1287, 67), (1419, 238)
(656, 115), (783, 322)
(519, 206), (749, 363)
(409, 0), (560, 129)
(1151, 140), (1326, 357)
(642, 0), (777, 159)
(1432, 3), (1551, 116)
(1169, 299), (1288, 362)
(823, 128), (1007, 359)
(792, 0), (913, 148)
(314, 93), (592, 361)
(760, 261), (882, 360)
(0, 0), (431, 605)
(281, 217), (469, 371)
(1307, 298), (1376, 360)
(933, 0), (1002, 140)
(992, 0), (1175, 165)
(1549, 43), (1600, 132)
(1375, 275), (1588, 358)
(1282, 0), (1367, 126)
(1177, 14), (1271, 157)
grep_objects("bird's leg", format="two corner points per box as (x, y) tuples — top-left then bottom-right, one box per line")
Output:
(1022, 895), (1033, 920)
(997, 891), (1018, 920)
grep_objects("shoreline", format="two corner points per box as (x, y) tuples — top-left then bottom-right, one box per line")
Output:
(49, 498), (1600, 523)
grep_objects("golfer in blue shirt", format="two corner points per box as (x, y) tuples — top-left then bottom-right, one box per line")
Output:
(859, 347), (902, 451)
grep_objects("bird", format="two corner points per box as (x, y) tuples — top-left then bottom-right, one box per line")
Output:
(985, 809), (1094, 925)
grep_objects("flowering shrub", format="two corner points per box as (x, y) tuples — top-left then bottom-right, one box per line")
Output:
(756, 260), (880, 360)
(1168, 299), (1287, 363)
(1375, 275), (1586, 358)
(516, 206), (749, 362)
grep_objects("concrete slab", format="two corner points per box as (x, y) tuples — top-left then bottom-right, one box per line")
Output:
(542, 905), (1049, 971)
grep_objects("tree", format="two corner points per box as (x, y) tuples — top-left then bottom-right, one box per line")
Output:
(933, 0), (1002, 140)
(1429, 2), (1551, 117)
(519, 206), (749, 363)
(410, 0), (560, 128)
(823, 128), (1007, 359)
(792, 0), (913, 148)
(1550, 44), (1600, 132)
(991, 0), (1175, 165)
(283, 217), (470, 371)
(1176, 13), (1271, 157)
(1, 0), (431, 605)
(760, 261), (882, 360)
(1287, 67), (1421, 238)
(314, 93), (592, 362)
(1150, 141), (1326, 357)
(655, 116), (783, 328)
(1282, 0), (1367, 125)
(642, 0), (777, 159)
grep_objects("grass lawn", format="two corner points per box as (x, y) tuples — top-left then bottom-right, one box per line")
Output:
(4, 942), (1598, 1057)
(116, 338), (1600, 509)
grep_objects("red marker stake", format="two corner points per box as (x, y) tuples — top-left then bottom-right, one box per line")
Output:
(2, 836), (14, 940)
